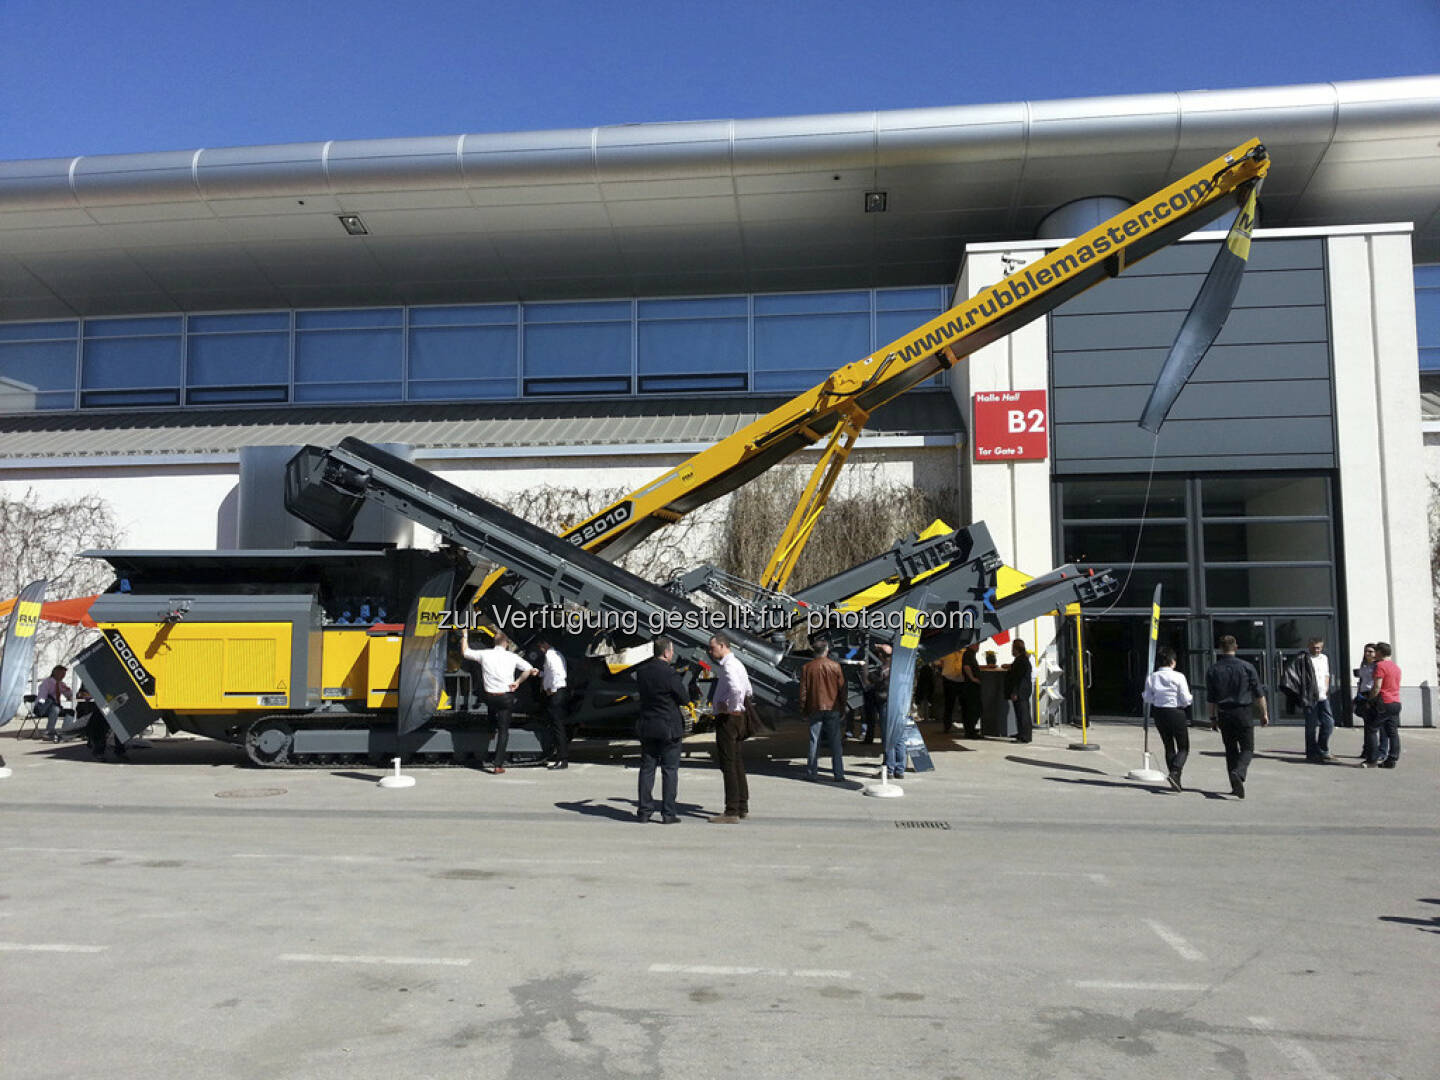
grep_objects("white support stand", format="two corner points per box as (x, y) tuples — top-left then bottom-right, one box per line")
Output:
(863, 765), (904, 798)
(0, 766), (11, 780)
(378, 757), (415, 789)
(1126, 751), (1168, 784)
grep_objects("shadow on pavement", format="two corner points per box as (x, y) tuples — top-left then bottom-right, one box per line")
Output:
(1044, 776), (1173, 796)
(1006, 754), (1106, 774)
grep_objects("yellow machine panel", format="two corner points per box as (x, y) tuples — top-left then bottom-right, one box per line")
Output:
(320, 629), (370, 702)
(102, 621), (293, 711)
(365, 632), (401, 709)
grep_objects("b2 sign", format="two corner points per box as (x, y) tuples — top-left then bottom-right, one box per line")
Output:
(972, 390), (1048, 461)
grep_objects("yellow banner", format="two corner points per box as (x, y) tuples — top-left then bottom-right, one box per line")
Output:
(15, 600), (41, 638)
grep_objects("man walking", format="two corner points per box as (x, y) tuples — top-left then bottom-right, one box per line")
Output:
(707, 634), (752, 823)
(1205, 635), (1268, 799)
(536, 638), (570, 769)
(635, 637), (688, 823)
(800, 639), (847, 782)
(1366, 642), (1402, 769)
(461, 629), (536, 773)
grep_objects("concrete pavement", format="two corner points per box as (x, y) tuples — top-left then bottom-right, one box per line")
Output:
(1, 718), (1435, 1079)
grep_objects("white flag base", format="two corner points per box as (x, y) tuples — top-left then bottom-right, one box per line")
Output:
(863, 765), (904, 798)
(1126, 751), (1168, 784)
(378, 757), (415, 789)
(0, 766), (12, 780)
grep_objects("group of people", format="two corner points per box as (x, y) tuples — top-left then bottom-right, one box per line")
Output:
(1143, 635), (1404, 799)
(31, 663), (126, 759)
(931, 641), (1034, 742)
(458, 629), (571, 772)
(633, 633), (752, 824)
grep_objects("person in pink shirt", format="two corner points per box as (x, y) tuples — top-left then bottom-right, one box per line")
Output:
(1364, 642), (1402, 769)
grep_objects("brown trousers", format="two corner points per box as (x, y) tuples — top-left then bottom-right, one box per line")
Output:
(714, 712), (749, 816)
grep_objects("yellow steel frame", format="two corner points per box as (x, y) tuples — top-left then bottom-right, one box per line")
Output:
(760, 402), (869, 592)
(560, 142), (1270, 574)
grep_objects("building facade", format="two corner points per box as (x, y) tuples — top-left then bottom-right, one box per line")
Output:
(2, 77), (1437, 721)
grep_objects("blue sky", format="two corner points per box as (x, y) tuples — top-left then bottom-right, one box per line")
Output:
(2, 0), (1437, 160)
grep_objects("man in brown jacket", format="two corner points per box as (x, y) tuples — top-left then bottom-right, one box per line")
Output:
(800, 639), (848, 782)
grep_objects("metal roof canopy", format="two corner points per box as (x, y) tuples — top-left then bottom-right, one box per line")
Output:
(1, 77), (1438, 320)
(0, 391), (963, 463)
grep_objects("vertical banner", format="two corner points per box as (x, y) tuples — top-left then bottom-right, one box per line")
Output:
(1143, 585), (1161, 724)
(0, 580), (47, 730)
(1139, 181), (1262, 433)
(397, 569), (456, 735)
(884, 596), (933, 772)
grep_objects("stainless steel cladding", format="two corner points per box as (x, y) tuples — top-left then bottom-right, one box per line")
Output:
(238, 443), (416, 548)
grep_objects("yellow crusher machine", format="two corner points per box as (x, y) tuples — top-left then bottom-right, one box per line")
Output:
(69, 142), (1269, 766)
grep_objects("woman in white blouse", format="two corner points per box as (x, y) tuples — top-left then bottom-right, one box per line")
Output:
(1142, 645), (1193, 792)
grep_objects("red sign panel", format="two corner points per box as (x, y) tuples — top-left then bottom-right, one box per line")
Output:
(972, 390), (1048, 461)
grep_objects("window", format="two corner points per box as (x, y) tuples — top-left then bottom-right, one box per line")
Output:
(754, 291), (869, 393)
(0, 284), (957, 412)
(1417, 264), (1440, 372)
(186, 312), (290, 405)
(1053, 473), (1337, 614)
(294, 309), (402, 403)
(523, 301), (632, 395)
(636, 296), (748, 393)
(0, 321), (77, 411)
(81, 316), (182, 407)
(875, 287), (948, 388)
(408, 306), (519, 401)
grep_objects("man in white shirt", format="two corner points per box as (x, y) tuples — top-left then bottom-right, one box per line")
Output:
(707, 634), (752, 823)
(36, 665), (73, 742)
(536, 639), (570, 770)
(1303, 637), (1334, 763)
(1141, 646), (1193, 791)
(461, 629), (536, 774)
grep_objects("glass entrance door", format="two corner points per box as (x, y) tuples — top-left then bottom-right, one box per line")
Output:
(1070, 614), (1192, 718)
(1207, 614), (1336, 723)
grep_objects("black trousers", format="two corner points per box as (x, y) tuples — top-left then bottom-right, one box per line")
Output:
(960, 683), (982, 736)
(1151, 706), (1189, 776)
(1011, 691), (1032, 742)
(483, 692), (516, 767)
(1216, 710), (1254, 781)
(544, 688), (569, 763)
(1371, 701), (1401, 762)
(714, 712), (749, 816)
(638, 736), (681, 819)
(941, 679), (963, 731)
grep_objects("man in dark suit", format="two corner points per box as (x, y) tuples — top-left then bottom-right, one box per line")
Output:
(635, 636), (689, 824)
(1205, 635), (1268, 799)
(1005, 639), (1034, 743)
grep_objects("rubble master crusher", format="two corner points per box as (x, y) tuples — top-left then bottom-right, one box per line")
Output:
(67, 143), (1269, 767)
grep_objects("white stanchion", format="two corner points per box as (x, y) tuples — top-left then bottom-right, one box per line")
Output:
(863, 764), (904, 798)
(0, 766), (12, 780)
(1126, 751), (1168, 784)
(378, 757), (415, 789)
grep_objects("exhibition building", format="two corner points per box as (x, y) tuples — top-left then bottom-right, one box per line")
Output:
(1, 75), (1436, 721)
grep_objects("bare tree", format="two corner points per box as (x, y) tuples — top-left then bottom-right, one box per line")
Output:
(0, 489), (122, 676)
(717, 464), (957, 591)
(490, 484), (715, 583)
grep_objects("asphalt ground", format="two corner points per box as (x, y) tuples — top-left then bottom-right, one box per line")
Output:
(1, 718), (1435, 1080)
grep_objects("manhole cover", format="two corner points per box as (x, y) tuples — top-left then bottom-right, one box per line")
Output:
(215, 787), (288, 799)
(895, 820), (951, 830)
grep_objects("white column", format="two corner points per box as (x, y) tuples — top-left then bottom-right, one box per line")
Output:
(954, 248), (1058, 657)
(1329, 232), (1436, 721)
